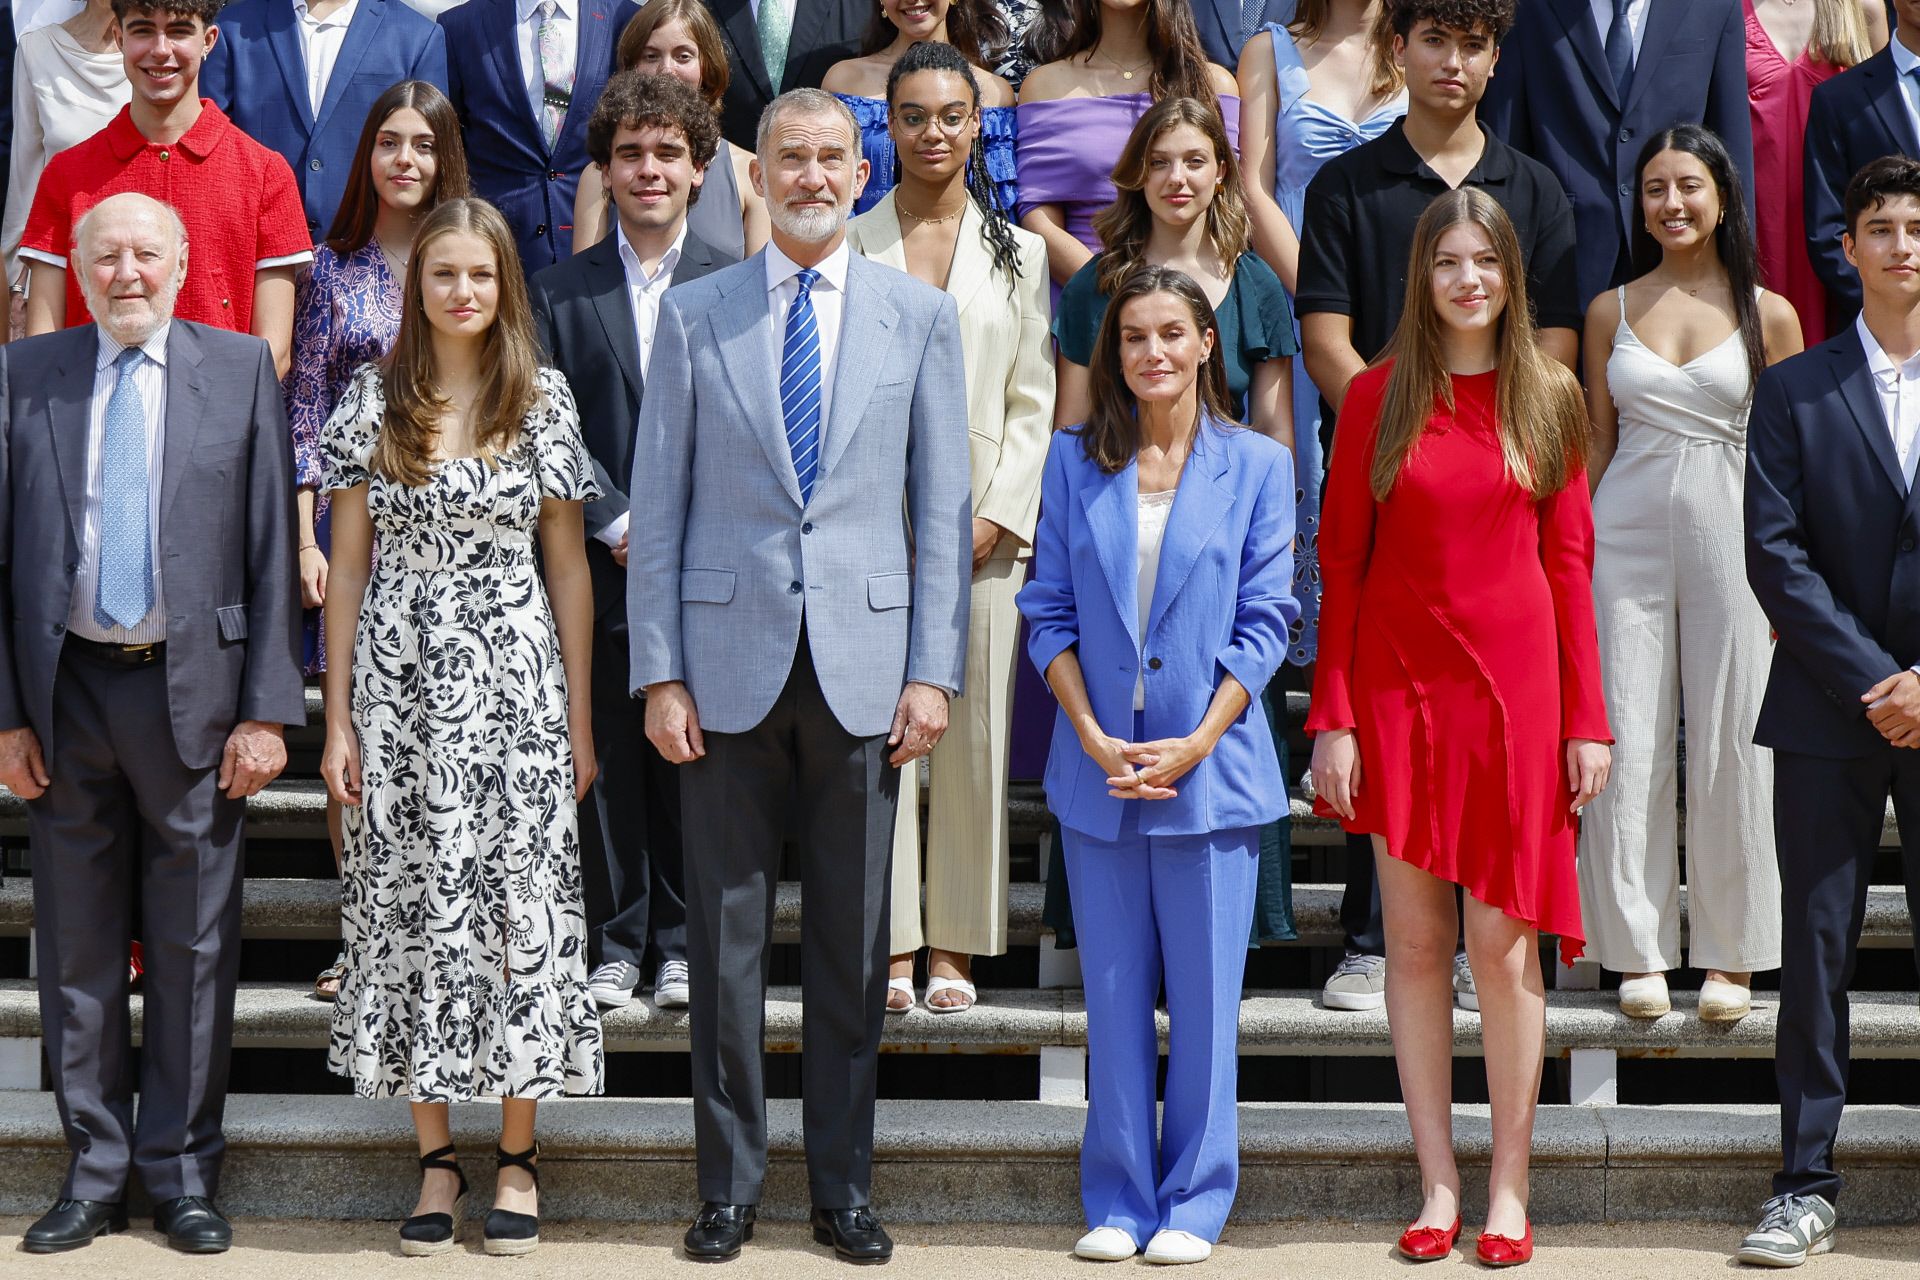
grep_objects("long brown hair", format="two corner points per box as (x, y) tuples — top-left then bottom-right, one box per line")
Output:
(1076, 265), (1240, 474)
(858, 0), (1008, 68)
(617, 0), (731, 107)
(1052, 0), (1217, 102)
(1370, 188), (1586, 501)
(325, 81), (470, 257)
(1287, 0), (1402, 99)
(376, 199), (543, 487)
(1092, 96), (1250, 295)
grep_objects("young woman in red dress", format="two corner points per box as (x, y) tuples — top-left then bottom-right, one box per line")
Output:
(1308, 186), (1612, 1267)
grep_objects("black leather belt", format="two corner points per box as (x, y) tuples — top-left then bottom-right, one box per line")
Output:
(68, 636), (166, 667)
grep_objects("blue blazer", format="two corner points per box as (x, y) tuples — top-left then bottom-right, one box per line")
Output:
(1018, 420), (1298, 841)
(439, 0), (639, 272)
(1188, 0), (1290, 72)
(203, 0), (448, 239)
(1745, 328), (1920, 760)
(1483, 0), (1754, 305)
(1804, 49), (1917, 326)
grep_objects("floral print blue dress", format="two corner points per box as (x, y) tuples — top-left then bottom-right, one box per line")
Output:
(321, 364), (605, 1102)
(285, 241), (402, 674)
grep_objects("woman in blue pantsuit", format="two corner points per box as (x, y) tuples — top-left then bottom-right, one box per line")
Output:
(1017, 265), (1298, 1265)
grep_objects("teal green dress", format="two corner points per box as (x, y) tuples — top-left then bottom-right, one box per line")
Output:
(1044, 252), (1301, 949)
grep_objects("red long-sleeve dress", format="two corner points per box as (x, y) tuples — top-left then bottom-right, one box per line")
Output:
(1308, 364), (1611, 960)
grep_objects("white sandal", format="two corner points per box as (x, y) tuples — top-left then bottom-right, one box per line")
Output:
(924, 976), (977, 1014)
(886, 976), (916, 1014)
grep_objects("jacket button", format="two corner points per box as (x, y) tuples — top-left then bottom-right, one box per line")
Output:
(549, 170), (562, 180)
(535, 223), (547, 236)
(789, 581), (802, 594)
(1147, 657), (1162, 670)
(1617, 181), (1631, 197)
(802, 522), (813, 534)
(309, 157), (322, 171)
(64, 562), (75, 574)
(1618, 127), (1631, 143)
(51, 623), (64, 635)
(1904, 537), (1916, 552)
(157, 149), (169, 161)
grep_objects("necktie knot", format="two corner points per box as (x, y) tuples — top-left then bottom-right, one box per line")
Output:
(1612, 0), (1629, 16)
(794, 267), (820, 300)
(536, 0), (555, 19)
(113, 347), (143, 375)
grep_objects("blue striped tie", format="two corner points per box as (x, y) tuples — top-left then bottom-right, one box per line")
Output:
(95, 347), (153, 631)
(782, 267), (823, 503)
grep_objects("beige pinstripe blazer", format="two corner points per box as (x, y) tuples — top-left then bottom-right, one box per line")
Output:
(848, 192), (1054, 552)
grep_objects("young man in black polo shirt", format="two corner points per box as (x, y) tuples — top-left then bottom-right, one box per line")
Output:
(1296, 0), (1580, 1015)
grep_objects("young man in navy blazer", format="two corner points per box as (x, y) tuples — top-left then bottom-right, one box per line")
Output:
(1483, 0), (1753, 304)
(440, 0), (640, 272)
(201, 0), (448, 241)
(1741, 155), (1920, 1268)
(1804, 0), (1920, 331)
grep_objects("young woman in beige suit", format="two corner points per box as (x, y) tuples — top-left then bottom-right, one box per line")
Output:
(847, 39), (1055, 1013)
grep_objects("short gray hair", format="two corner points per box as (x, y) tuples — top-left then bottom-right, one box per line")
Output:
(755, 88), (861, 161)
(73, 192), (189, 257)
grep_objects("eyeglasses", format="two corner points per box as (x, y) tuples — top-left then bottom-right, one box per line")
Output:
(894, 109), (974, 137)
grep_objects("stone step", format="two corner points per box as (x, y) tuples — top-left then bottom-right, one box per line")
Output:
(0, 1093), (1912, 1224)
(0, 981), (1914, 1060)
(1, 878), (1909, 949)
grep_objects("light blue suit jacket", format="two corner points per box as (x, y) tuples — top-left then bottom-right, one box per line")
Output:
(627, 249), (972, 738)
(1018, 419), (1298, 840)
(202, 0), (448, 238)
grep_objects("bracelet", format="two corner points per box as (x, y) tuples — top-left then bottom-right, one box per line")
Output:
(299, 543), (321, 552)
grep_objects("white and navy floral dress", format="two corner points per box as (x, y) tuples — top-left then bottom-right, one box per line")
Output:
(321, 363), (605, 1102)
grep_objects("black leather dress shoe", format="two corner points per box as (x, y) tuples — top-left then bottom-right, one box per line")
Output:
(811, 1206), (893, 1264)
(684, 1202), (756, 1261)
(22, 1199), (127, 1253)
(153, 1196), (232, 1253)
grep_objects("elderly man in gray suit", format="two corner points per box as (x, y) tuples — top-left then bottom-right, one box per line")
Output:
(0, 192), (304, 1255)
(629, 87), (970, 1265)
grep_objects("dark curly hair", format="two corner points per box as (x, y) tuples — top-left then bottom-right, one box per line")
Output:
(587, 72), (723, 208)
(111, 0), (221, 24)
(1386, 0), (1517, 41)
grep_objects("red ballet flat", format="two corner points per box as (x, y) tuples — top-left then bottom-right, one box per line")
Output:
(1396, 1216), (1462, 1261)
(1476, 1220), (1533, 1266)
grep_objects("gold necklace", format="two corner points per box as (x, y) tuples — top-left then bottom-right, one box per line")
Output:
(898, 202), (965, 226)
(1093, 47), (1151, 81)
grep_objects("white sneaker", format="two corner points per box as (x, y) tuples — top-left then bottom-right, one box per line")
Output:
(1073, 1226), (1137, 1261)
(1737, 1193), (1836, 1266)
(1321, 951), (1386, 1011)
(1618, 972), (1671, 1018)
(654, 960), (691, 1008)
(1452, 950), (1478, 1012)
(586, 961), (641, 1009)
(1143, 1229), (1212, 1264)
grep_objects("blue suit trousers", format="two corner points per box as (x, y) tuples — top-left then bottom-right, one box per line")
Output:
(1060, 779), (1257, 1245)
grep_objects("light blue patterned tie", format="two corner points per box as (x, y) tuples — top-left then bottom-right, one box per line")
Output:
(782, 267), (823, 503)
(1239, 0), (1265, 49)
(535, 0), (571, 151)
(95, 347), (153, 631)
(758, 0), (792, 94)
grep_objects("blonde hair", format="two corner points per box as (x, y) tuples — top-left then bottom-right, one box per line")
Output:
(1809, 0), (1873, 69)
(1370, 188), (1587, 502)
(376, 199), (542, 487)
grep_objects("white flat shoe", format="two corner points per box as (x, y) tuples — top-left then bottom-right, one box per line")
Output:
(1143, 1229), (1212, 1264)
(885, 976), (915, 1015)
(1618, 973), (1671, 1019)
(1073, 1226), (1137, 1261)
(1698, 975), (1753, 1023)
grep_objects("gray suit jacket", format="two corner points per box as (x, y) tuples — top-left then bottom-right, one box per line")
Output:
(0, 322), (306, 770)
(627, 248), (971, 737)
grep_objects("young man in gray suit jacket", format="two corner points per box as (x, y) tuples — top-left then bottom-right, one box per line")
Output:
(628, 88), (970, 1265)
(0, 193), (304, 1255)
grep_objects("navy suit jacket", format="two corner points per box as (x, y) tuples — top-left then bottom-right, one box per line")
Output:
(440, 0), (638, 272)
(1746, 328), (1920, 759)
(1804, 49), (1918, 327)
(710, 0), (865, 149)
(1484, 0), (1753, 305)
(1189, 0), (1290, 72)
(203, 0), (448, 240)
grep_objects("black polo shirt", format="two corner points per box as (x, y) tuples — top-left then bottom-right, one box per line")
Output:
(1296, 119), (1582, 374)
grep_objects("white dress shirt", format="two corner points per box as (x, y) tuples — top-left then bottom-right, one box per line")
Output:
(294, 0), (360, 117)
(70, 323), (170, 643)
(1589, 0), (1650, 63)
(595, 220), (687, 549)
(1857, 313), (1920, 491)
(516, 0), (575, 137)
(765, 236), (849, 435)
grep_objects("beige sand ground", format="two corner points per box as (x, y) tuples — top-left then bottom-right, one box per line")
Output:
(1, 1218), (1917, 1278)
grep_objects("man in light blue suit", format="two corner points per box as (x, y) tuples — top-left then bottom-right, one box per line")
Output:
(439, 0), (639, 272)
(628, 87), (970, 1267)
(201, 0), (447, 240)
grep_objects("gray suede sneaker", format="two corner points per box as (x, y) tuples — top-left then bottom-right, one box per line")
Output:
(1737, 1193), (1836, 1267)
(1321, 951), (1386, 1011)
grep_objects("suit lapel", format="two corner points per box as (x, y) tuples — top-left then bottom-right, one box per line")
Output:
(583, 235), (645, 403)
(948, 200), (993, 321)
(1146, 433), (1234, 640)
(1834, 338), (1909, 499)
(716, 255), (805, 506)
(1080, 459), (1139, 652)
(485, 0), (544, 145)
(44, 331), (97, 554)
(817, 256), (899, 484)
(159, 323), (207, 535)
(859, 196), (909, 273)
(264, 2), (316, 134)
(674, 231), (727, 285)
(1862, 52), (1920, 156)
(559, 3), (614, 152)
(1549, 0), (1619, 113)
(784, 0), (831, 89)
(1621, 0), (1688, 117)
(716, 0), (772, 101)
(312, 0), (384, 137)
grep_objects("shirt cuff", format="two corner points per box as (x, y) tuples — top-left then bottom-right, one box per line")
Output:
(594, 511), (630, 548)
(256, 251), (316, 270)
(18, 247), (65, 270)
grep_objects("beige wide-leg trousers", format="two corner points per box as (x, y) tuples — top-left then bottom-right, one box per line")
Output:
(1578, 431), (1779, 974)
(890, 549), (1023, 956)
